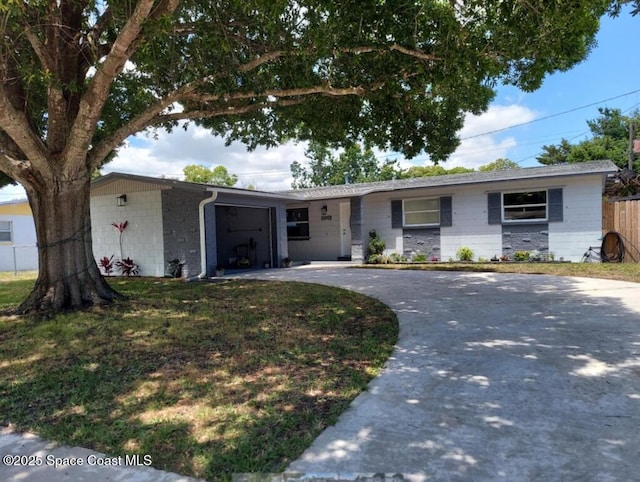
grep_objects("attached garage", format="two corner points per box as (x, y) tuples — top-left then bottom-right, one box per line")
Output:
(91, 173), (290, 277)
(214, 205), (278, 270)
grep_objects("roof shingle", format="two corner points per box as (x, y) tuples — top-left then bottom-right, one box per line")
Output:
(279, 160), (618, 200)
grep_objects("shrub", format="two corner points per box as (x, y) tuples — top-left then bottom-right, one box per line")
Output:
(368, 230), (385, 256)
(388, 253), (407, 264)
(99, 255), (114, 276)
(367, 254), (391, 264)
(514, 250), (530, 262)
(412, 253), (428, 262)
(456, 246), (474, 262)
(116, 257), (139, 276)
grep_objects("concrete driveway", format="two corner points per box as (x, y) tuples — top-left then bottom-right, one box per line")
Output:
(236, 266), (640, 481)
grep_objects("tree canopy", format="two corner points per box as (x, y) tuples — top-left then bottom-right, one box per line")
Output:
(401, 165), (475, 178)
(0, 0), (621, 313)
(290, 142), (401, 188)
(537, 108), (640, 170)
(183, 164), (238, 186)
(478, 158), (520, 171)
(291, 146), (522, 188)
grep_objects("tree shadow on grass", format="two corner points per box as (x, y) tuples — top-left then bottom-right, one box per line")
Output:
(0, 279), (398, 481)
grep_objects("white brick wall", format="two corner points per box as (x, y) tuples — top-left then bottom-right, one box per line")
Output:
(548, 175), (604, 262)
(352, 175), (605, 263)
(440, 185), (502, 261)
(363, 192), (401, 253)
(91, 191), (165, 276)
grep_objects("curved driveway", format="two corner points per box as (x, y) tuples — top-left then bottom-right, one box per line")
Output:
(238, 266), (640, 481)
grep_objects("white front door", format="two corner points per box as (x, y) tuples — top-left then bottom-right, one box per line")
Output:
(339, 202), (352, 258)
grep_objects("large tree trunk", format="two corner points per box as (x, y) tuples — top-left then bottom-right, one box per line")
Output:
(17, 174), (121, 315)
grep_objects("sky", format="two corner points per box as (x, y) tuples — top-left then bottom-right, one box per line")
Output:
(1, 6), (638, 200)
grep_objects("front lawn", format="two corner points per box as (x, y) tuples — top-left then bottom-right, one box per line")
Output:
(0, 277), (398, 480)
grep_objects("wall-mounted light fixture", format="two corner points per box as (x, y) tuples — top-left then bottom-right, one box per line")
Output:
(116, 194), (127, 207)
(321, 205), (328, 215)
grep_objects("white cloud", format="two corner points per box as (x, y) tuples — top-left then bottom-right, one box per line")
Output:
(106, 124), (308, 191)
(404, 103), (538, 170)
(447, 104), (537, 169)
(0, 183), (26, 202)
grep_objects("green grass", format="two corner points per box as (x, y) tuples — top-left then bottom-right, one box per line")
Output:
(356, 261), (640, 283)
(0, 277), (398, 480)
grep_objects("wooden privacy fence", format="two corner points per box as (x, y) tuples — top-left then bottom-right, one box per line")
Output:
(602, 198), (640, 262)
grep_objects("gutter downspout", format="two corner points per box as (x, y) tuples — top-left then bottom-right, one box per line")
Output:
(188, 190), (218, 281)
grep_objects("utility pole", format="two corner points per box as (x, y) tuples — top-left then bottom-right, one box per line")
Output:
(630, 122), (636, 171)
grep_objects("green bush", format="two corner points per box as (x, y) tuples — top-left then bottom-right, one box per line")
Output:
(412, 253), (428, 262)
(388, 253), (407, 263)
(367, 254), (391, 264)
(368, 230), (385, 256)
(456, 246), (474, 262)
(514, 250), (530, 261)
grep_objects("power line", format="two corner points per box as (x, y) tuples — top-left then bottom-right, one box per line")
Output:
(461, 88), (640, 142)
(515, 100), (640, 165)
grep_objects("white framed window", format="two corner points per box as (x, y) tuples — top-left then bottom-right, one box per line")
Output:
(0, 220), (12, 242)
(286, 208), (310, 239)
(503, 191), (547, 222)
(403, 198), (440, 226)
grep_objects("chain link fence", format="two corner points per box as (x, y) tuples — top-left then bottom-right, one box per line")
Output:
(0, 245), (38, 275)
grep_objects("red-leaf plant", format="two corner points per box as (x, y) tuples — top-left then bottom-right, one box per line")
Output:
(112, 221), (128, 261)
(111, 221), (139, 275)
(99, 255), (114, 276)
(115, 257), (139, 276)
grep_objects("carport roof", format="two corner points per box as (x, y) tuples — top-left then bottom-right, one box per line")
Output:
(280, 160), (619, 200)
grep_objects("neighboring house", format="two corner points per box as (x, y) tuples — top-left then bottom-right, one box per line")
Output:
(89, 160), (617, 277)
(282, 160), (618, 263)
(0, 199), (38, 272)
(90, 174), (292, 277)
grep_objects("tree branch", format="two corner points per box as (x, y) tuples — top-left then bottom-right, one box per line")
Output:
(87, 81), (373, 167)
(182, 85), (371, 104)
(0, 150), (31, 184)
(87, 86), (188, 167)
(235, 44), (440, 75)
(64, 0), (180, 167)
(156, 98), (307, 123)
(0, 90), (48, 172)
(87, 6), (113, 62)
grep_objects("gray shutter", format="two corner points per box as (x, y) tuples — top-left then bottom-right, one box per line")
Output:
(548, 188), (563, 222)
(488, 192), (502, 225)
(440, 196), (452, 227)
(391, 200), (403, 229)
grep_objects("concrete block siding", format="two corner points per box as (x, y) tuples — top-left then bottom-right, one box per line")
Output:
(502, 224), (549, 255)
(91, 191), (165, 277)
(353, 174), (606, 262)
(161, 190), (208, 278)
(402, 228), (441, 259)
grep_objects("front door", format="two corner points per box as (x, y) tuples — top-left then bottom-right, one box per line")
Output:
(339, 202), (351, 258)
